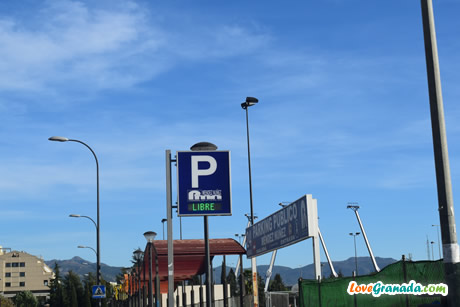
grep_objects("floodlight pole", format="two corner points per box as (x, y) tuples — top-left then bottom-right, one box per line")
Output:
(347, 204), (380, 272)
(235, 217), (254, 277)
(421, 1), (459, 305)
(318, 228), (338, 278)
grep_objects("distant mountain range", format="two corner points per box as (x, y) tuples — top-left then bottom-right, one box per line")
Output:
(45, 256), (397, 285)
(214, 256), (398, 286)
(45, 256), (124, 283)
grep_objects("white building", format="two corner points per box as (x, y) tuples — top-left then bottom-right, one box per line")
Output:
(0, 247), (54, 301)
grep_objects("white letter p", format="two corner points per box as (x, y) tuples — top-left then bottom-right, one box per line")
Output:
(191, 156), (217, 188)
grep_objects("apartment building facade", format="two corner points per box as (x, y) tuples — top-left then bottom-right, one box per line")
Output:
(0, 247), (54, 300)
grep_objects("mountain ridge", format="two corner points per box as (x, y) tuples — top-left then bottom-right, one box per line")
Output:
(45, 256), (398, 285)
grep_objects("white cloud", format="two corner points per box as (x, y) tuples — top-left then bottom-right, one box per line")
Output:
(0, 0), (270, 94)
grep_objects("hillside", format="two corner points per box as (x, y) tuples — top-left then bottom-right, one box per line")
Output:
(45, 256), (397, 285)
(45, 256), (123, 283)
(215, 256), (398, 286)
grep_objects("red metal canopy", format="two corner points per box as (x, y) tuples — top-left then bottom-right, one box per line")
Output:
(139, 239), (246, 293)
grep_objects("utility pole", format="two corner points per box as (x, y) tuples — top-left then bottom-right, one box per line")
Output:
(421, 1), (460, 305)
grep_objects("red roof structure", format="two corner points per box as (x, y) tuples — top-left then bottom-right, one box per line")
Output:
(139, 239), (245, 293)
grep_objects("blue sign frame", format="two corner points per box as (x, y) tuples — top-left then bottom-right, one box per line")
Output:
(245, 195), (313, 258)
(92, 285), (106, 299)
(177, 151), (232, 216)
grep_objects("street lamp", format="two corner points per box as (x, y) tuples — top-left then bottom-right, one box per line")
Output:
(432, 224), (442, 259)
(430, 241), (436, 261)
(70, 214), (97, 229)
(50, 136), (101, 300)
(144, 231), (160, 307)
(349, 232), (360, 276)
(134, 249), (144, 307)
(241, 96), (259, 307)
(78, 245), (97, 256)
(77, 245), (97, 283)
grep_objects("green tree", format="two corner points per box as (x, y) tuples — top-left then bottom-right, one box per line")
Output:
(257, 273), (265, 307)
(239, 269), (265, 307)
(0, 294), (15, 307)
(269, 273), (287, 291)
(82, 272), (95, 307)
(63, 271), (84, 307)
(49, 262), (65, 307)
(226, 268), (238, 297)
(338, 270), (344, 278)
(14, 291), (38, 307)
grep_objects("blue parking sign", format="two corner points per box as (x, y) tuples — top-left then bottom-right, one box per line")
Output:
(177, 151), (232, 216)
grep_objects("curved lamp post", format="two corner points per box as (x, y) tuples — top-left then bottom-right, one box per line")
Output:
(70, 214), (97, 229)
(49, 136), (101, 305)
(144, 231), (160, 307)
(78, 245), (97, 256)
(77, 245), (98, 284)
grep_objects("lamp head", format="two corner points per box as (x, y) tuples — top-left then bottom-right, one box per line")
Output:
(144, 231), (157, 243)
(133, 249), (143, 260)
(190, 142), (218, 151)
(241, 97), (259, 109)
(48, 136), (69, 142)
(69, 214), (81, 218)
(77, 245), (86, 249)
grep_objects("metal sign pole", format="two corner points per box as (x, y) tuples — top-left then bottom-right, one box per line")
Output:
(204, 216), (212, 307)
(166, 150), (175, 307)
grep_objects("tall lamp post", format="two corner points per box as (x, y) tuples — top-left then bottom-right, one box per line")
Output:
(49, 136), (101, 300)
(144, 231), (160, 307)
(134, 249), (144, 307)
(241, 96), (259, 307)
(349, 232), (360, 276)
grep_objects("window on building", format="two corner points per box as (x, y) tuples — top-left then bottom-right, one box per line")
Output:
(5, 282), (11, 287)
(5, 263), (11, 267)
(20, 262), (25, 267)
(20, 272), (25, 277)
(20, 282), (25, 287)
(44, 280), (49, 286)
(12, 262), (19, 267)
(5, 272), (11, 277)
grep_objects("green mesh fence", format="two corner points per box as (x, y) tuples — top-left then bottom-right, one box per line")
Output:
(299, 260), (448, 307)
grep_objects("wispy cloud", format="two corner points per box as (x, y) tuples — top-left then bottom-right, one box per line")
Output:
(0, 0), (270, 94)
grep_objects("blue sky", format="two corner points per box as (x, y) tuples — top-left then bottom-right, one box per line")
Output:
(1, 0), (460, 273)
